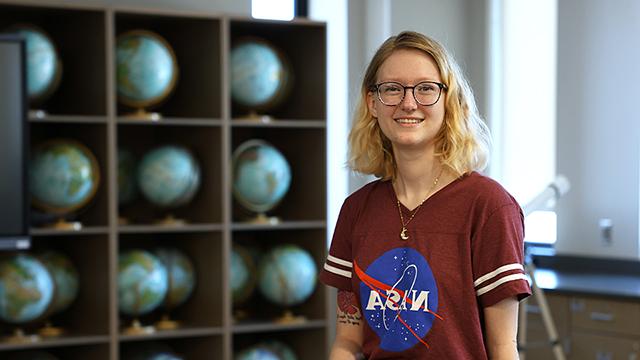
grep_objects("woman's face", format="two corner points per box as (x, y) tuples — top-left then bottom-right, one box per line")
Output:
(367, 49), (446, 152)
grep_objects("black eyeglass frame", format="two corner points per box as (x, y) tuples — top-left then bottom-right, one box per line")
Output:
(370, 81), (448, 106)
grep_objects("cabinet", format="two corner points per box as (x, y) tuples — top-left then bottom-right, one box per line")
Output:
(522, 293), (640, 360)
(0, 1), (328, 359)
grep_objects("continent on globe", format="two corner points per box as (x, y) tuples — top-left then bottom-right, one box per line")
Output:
(258, 244), (317, 307)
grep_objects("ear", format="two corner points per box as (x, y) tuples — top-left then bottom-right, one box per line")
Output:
(367, 91), (378, 118)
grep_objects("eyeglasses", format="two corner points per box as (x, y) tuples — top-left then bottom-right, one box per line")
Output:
(371, 81), (447, 106)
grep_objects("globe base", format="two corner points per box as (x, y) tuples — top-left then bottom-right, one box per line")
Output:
(28, 109), (48, 120)
(155, 314), (181, 330)
(247, 213), (280, 225)
(274, 310), (306, 324)
(237, 110), (274, 123)
(125, 108), (162, 121)
(122, 318), (156, 335)
(38, 322), (65, 337)
(44, 218), (82, 231)
(155, 214), (187, 226)
(4, 328), (41, 344)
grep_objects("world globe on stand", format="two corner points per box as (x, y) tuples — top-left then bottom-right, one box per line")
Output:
(118, 249), (168, 319)
(38, 251), (79, 315)
(232, 140), (291, 222)
(258, 244), (317, 307)
(153, 247), (196, 330)
(257, 340), (298, 360)
(235, 345), (280, 360)
(118, 148), (138, 207)
(12, 25), (62, 105)
(0, 253), (54, 325)
(137, 145), (201, 212)
(116, 29), (178, 116)
(230, 39), (292, 114)
(231, 245), (257, 305)
(29, 139), (101, 222)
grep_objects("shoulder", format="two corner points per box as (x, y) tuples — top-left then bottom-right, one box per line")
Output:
(454, 172), (521, 216)
(339, 179), (387, 218)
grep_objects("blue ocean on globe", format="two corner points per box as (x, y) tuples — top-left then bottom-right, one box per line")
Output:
(230, 41), (288, 108)
(15, 26), (61, 101)
(235, 346), (280, 360)
(30, 140), (100, 214)
(0, 254), (54, 324)
(232, 140), (291, 213)
(257, 340), (298, 360)
(258, 245), (317, 306)
(118, 250), (168, 316)
(137, 145), (201, 208)
(38, 250), (79, 314)
(116, 30), (177, 106)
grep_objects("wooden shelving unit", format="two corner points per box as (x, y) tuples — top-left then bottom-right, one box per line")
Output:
(0, 1), (328, 359)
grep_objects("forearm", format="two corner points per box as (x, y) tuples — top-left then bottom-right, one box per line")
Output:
(487, 342), (519, 360)
(329, 338), (363, 360)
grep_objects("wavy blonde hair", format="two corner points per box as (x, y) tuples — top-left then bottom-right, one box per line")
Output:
(348, 31), (491, 180)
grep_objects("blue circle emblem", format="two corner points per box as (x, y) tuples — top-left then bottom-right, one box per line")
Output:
(358, 247), (439, 352)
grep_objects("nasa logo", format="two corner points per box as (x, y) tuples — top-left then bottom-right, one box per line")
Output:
(357, 247), (440, 352)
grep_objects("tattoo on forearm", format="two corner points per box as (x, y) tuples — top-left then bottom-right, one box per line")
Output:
(337, 290), (362, 326)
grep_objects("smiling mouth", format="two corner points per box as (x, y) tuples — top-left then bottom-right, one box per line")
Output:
(395, 118), (423, 124)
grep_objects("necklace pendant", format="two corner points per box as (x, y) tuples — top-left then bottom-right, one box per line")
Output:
(400, 227), (409, 240)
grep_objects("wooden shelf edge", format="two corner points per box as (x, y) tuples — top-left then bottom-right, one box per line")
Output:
(30, 226), (110, 236)
(231, 220), (326, 231)
(118, 223), (224, 234)
(231, 119), (326, 128)
(117, 117), (223, 127)
(0, 334), (110, 351)
(232, 319), (326, 334)
(118, 326), (224, 342)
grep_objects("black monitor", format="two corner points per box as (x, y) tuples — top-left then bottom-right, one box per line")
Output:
(0, 34), (30, 250)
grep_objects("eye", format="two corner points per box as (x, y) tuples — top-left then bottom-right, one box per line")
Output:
(416, 82), (438, 94)
(380, 83), (403, 94)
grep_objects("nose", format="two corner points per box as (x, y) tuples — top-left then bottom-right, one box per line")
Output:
(399, 87), (418, 111)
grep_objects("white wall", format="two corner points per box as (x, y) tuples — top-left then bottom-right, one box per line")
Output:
(555, 0), (640, 259)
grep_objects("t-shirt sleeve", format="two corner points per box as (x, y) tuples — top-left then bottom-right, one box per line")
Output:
(319, 198), (355, 291)
(472, 203), (531, 307)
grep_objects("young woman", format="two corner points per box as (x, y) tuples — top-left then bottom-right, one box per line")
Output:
(320, 31), (531, 359)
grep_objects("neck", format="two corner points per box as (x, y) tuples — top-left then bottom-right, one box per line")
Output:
(392, 146), (443, 210)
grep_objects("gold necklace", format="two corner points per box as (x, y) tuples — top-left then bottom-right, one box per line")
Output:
(396, 169), (443, 240)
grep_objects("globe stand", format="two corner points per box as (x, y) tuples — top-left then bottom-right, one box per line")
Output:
(274, 310), (306, 324)
(4, 328), (41, 343)
(248, 213), (280, 225)
(239, 110), (273, 123)
(122, 318), (156, 335)
(155, 214), (186, 226)
(28, 109), (48, 120)
(45, 218), (82, 231)
(38, 321), (65, 337)
(125, 108), (162, 122)
(155, 314), (181, 330)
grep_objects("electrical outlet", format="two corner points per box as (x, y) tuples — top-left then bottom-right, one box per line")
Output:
(598, 218), (613, 246)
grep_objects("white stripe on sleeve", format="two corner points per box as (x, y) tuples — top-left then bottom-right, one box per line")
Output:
(475, 273), (529, 296)
(474, 263), (524, 287)
(324, 263), (352, 279)
(327, 254), (352, 268)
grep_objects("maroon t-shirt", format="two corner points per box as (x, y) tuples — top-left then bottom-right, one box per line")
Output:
(320, 172), (531, 359)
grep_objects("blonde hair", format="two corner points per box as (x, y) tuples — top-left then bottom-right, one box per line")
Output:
(348, 31), (491, 180)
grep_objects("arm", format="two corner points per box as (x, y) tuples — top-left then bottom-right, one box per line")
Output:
(484, 296), (520, 360)
(329, 290), (364, 360)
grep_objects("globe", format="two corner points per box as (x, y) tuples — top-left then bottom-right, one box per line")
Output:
(258, 245), (317, 306)
(10, 351), (60, 360)
(230, 39), (292, 111)
(257, 340), (298, 360)
(30, 139), (100, 215)
(116, 29), (178, 109)
(38, 251), (79, 315)
(125, 342), (184, 360)
(235, 345), (280, 360)
(231, 245), (257, 305)
(12, 25), (62, 104)
(118, 249), (168, 316)
(0, 253), (54, 324)
(153, 247), (196, 310)
(137, 145), (201, 208)
(232, 140), (291, 215)
(118, 148), (138, 206)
